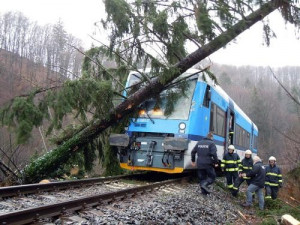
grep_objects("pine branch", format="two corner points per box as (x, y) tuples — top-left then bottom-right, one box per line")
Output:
(88, 35), (152, 83)
(164, 66), (210, 90)
(68, 44), (126, 89)
(2, 85), (62, 107)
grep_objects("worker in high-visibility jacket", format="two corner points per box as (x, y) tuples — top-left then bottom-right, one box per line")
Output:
(232, 149), (253, 196)
(265, 156), (282, 199)
(221, 145), (241, 193)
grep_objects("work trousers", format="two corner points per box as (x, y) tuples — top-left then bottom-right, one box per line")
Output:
(232, 176), (251, 195)
(225, 171), (238, 190)
(197, 167), (216, 194)
(265, 186), (279, 199)
(247, 184), (264, 210)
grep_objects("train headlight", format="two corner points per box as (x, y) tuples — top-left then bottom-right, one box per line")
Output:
(179, 122), (186, 134)
(179, 123), (186, 130)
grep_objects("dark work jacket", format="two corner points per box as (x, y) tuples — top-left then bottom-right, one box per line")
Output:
(191, 138), (218, 169)
(265, 165), (282, 187)
(246, 161), (265, 188)
(221, 152), (241, 172)
(240, 157), (253, 180)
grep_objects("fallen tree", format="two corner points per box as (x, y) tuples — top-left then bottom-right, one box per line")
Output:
(1, 0), (299, 183)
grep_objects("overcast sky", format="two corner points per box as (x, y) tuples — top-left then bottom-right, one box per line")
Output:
(1, 0), (300, 67)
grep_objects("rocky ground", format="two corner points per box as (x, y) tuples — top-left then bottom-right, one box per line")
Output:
(48, 180), (254, 225)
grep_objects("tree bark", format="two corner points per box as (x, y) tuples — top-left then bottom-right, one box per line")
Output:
(23, 0), (283, 183)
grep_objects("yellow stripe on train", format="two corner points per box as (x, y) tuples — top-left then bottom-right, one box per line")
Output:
(120, 163), (184, 173)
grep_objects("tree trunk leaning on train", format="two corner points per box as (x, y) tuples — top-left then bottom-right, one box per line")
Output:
(1, 0), (299, 183)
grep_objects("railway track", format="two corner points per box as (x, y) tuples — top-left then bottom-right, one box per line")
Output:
(0, 176), (188, 225)
(0, 173), (146, 198)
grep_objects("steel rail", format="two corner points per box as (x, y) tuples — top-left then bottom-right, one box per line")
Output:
(0, 177), (187, 225)
(0, 173), (144, 198)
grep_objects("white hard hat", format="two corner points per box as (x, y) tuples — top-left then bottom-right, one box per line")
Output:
(245, 150), (252, 155)
(269, 156), (276, 161)
(228, 145), (235, 150)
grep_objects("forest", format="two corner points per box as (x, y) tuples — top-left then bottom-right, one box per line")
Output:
(0, 0), (299, 185)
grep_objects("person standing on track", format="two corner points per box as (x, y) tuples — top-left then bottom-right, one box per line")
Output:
(221, 145), (241, 194)
(191, 132), (219, 195)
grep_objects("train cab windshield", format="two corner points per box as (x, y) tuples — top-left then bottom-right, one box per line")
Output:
(138, 79), (197, 120)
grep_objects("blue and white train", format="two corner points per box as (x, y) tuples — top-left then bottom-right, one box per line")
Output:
(109, 69), (258, 173)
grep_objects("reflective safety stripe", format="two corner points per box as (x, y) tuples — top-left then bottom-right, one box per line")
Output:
(242, 166), (252, 170)
(266, 172), (279, 176)
(265, 196), (272, 199)
(221, 160), (225, 168)
(227, 184), (234, 188)
(278, 180), (282, 183)
(265, 181), (279, 186)
(232, 186), (238, 190)
(243, 177), (251, 179)
(224, 160), (239, 164)
(277, 174), (282, 177)
(226, 168), (239, 172)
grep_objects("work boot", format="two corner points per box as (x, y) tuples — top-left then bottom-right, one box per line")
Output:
(200, 187), (209, 195)
(201, 182), (211, 194)
(241, 203), (252, 208)
(232, 190), (238, 197)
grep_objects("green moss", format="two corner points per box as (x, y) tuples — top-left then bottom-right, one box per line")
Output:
(260, 217), (277, 225)
(256, 199), (300, 222)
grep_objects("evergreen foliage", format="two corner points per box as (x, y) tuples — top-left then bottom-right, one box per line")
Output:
(1, 79), (114, 144)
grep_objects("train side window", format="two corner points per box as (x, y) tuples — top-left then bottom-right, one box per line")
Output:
(203, 85), (211, 107)
(253, 135), (258, 149)
(234, 124), (251, 148)
(210, 103), (225, 137)
(246, 132), (250, 148)
(210, 103), (216, 132)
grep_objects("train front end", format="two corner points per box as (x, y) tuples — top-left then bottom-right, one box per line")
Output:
(109, 70), (199, 173)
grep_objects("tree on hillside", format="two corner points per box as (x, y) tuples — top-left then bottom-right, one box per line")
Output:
(0, 12), (83, 80)
(1, 0), (300, 183)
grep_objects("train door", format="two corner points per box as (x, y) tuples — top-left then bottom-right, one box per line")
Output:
(229, 111), (235, 145)
(226, 105), (235, 152)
